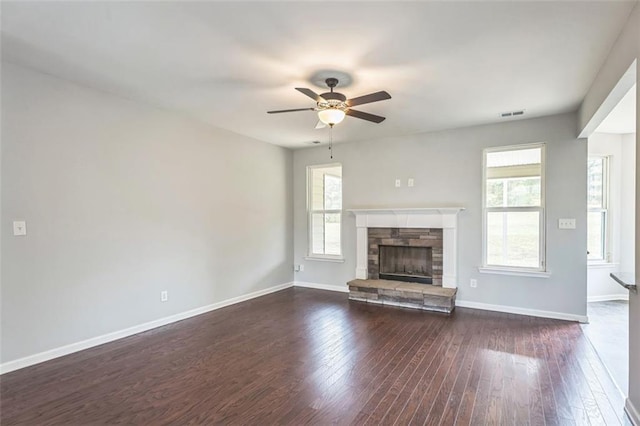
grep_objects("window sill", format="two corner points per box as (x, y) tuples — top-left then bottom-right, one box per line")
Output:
(478, 267), (551, 278)
(587, 262), (619, 269)
(305, 256), (345, 263)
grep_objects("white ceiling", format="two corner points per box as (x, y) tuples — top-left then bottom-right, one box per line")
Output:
(596, 84), (637, 134)
(1, 1), (636, 148)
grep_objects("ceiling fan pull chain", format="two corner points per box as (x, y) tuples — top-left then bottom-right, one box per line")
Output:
(329, 125), (335, 159)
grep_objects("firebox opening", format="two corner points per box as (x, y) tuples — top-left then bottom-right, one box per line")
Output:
(378, 245), (433, 285)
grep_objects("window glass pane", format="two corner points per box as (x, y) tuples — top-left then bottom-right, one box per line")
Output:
(487, 177), (541, 207)
(487, 211), (540, 268)
(308, 164), (342, 256)
(310, 169), (325, 210)
(324, 174), (342, 210)
(587, 158), (604, 208)
(587, 211), (605, 260)
(311, 213), (325, 254)
(507, 177), (541, 207)
(324, 213), (341, 255)
(486, 180), (504, 208)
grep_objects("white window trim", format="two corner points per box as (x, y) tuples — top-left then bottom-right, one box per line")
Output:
(307, 163), (344, 261)
(304, 256), (345, 263)
(482, 142), (547, 274)
(478, 266), (551, 278)
(587, 155), (610, 263)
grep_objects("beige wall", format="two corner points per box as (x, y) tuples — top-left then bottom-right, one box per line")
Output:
(1, 63), (294, 365)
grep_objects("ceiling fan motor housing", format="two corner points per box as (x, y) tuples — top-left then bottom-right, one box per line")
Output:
(320, 92), (347, 102)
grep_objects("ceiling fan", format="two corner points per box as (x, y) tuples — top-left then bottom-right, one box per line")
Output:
(267, 78), (391, 128)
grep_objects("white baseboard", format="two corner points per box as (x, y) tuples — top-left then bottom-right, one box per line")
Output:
(293, 281), (349, 293)
(626, 398), (640, 425)
(587, 294), (629, 302)
(0, 282), (294, 375)
(456, 299), (588, 323)
(294, 281), (349, 293)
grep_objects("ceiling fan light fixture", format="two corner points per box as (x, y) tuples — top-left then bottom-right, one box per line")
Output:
(318, 108), (345, 126)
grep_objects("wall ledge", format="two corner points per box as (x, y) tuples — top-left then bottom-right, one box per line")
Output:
(587, 294), (629, 303)
(0, 281), (295, 375)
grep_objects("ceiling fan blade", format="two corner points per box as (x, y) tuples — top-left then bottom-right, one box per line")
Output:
(346, 91), (391, 107)
(315, 120), (326, 129)
(296, 88), (326, 102)
(267, 108), (315, 114)
(346, 109), (386, 123)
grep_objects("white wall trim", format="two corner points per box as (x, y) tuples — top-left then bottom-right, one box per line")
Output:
(294, 281), (349, 293)
(456, 299), (588, 323)
(587, 294), (629, 302)
(626, 398), (640, 426)
(0, 282), (294, 375)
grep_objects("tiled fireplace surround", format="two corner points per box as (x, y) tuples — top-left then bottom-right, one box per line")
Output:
(367, 227), (443, 285)
(349, 208), (464, 289)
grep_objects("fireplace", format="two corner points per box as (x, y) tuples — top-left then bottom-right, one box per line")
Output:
(348, 208), (463, 289)
(368, 227), (443, 285)
(379, 245), (433, 284)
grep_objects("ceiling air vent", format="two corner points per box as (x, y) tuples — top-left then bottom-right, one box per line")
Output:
(500, 110), (525, 118)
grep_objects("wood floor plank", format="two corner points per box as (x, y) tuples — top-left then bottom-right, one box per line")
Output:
(0, 288), (629, 425)
(422, 313), (483, 426)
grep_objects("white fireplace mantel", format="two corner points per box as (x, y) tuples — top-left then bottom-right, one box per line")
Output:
(348, 207), (464, 289)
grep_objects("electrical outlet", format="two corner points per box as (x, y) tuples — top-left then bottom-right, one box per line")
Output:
(470, 279), (477, 288)
(395, 179), (401, 188)
(294, 264), (304, 272)
(13, 220), (27, 236)
(161, 291), (168, 302)
(408, 178), (414, 187)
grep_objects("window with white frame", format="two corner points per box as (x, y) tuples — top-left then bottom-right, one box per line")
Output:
(308, 164), (342, 258)
(483, 144), (545, 271)
(587, 156), (609, 262)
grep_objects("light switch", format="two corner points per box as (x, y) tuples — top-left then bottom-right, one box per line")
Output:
(558, 218), (576, 229)
(395, 179), (401, 188)
(13, 220), (27, 236)
(408, 178), (415, 187)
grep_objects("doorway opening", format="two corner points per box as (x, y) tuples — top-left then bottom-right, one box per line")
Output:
(583, 81), (636, 395)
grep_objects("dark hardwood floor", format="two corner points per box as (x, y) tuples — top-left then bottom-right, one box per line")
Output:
(0, 288), (632, 425)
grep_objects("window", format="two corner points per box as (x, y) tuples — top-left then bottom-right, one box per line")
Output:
(587, 156), (609, 262)
(308, 164), (342, 259)
(483, 144), (545, 271)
